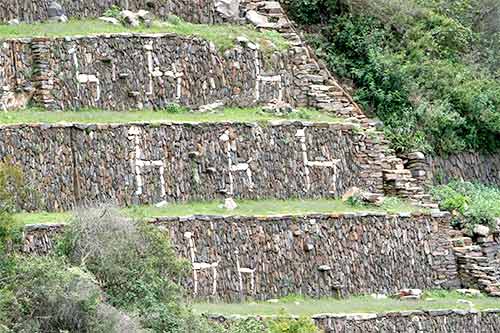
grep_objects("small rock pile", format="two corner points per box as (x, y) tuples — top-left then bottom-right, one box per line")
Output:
(342, 186), (385, 206)
(48, 1), (67, 23)
(99, 9), (152, 27)
(402, 152), (428, 183)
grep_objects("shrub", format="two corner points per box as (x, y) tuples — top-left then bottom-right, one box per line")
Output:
(58, 205), (190, 332)
(0, 256), (139, 332)
(292, 0), (500, 154)
(267, 310), (319, 333)
(103, 5), (122, 19)
(431, 181), (500, 229)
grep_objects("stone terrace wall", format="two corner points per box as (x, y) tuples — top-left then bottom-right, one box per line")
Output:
(209, 310), (500, 333)
(428, 152), (500, 187)
(1, 121), (387, 211)
(23, 212), (459, 301)
(0, 0), (230, 24)
(1, 34), (295, 111)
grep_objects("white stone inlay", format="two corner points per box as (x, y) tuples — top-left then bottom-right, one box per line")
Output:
(185, 231), (218, 296)
(128, 126), (167, 205)
(220, 130), (254, 195)
(253, 49), (284, 102)
(296, 127), (341, 192)
(69, 47), (100, 102)
(235, 249), (255, 297)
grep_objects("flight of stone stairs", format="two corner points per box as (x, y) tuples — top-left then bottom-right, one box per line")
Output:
(449, 229), (500, 296)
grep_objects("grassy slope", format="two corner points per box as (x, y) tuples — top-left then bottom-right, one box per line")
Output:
(0, 108), (340, 125)
(14, 197), (418, 226)
(0, 19), (288, 52)
(192, 291), (500, 316)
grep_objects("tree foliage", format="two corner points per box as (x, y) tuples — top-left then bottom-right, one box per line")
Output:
(285, 0), (500, 154)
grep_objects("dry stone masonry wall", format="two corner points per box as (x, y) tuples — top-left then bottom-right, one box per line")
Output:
(2, 34), (294, 111)
(428, 152), (500, 187)
(0, 0), (433, 207)
(23, 212), (459, 301)
(0, 0), (234, 24)
(1, 121), (389, 211)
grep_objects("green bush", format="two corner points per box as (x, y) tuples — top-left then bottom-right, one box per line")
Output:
(431, 181), (500, 229)
(267, 310), (319, 333)
(1, 205), (222, 332)
(58, 205), (190, 332)
(291, 0), (500, 154)
(0, 256), (134, 332)
(103, 5), (122, 19)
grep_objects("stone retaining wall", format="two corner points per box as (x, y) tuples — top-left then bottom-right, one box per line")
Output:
(23, 212), (459, 301)
(0, 0), (229, 24)
(1, 121), (387, 211)
(428, 153), (500, 187)
(1, 34), (295, 111)
(208, 310), (500, 333)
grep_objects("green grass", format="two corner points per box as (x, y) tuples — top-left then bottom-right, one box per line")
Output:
(0, 107), (340, 125)
(192, 291), (500, 316)
(14, 197), (419, 227)
(0, 19), (288, 53)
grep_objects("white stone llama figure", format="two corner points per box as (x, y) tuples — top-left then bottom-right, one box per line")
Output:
(184, 231), (219, 297)
(127, 126), (167, 206)
(295, 127), (340, 193)
(219, 129), (254, 195)
(235, 249), (256, 299)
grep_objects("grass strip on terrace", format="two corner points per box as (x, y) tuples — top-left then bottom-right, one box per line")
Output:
(14, 197), (419, 226)
(0, 107), (340, 125)
(192, 291), (500, 316)
(0, 19), (288, 53)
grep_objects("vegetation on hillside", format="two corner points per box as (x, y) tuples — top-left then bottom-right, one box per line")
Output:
(283, 0), (500, 155)
(431, 181), (500, 230)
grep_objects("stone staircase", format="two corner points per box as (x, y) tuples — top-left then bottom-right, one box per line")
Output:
(450, 230), (500, 296)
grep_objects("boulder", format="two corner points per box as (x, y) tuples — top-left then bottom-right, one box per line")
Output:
(457, 288), (481, 297)
(215, 0), (240, 20)
(224, 197), (238, 210)
(397, 288), (422, 300)
(407, 152), (426, 160)
(98, 17), (120, 25)
(47, 1), (68, 22)
(120, 10), (141, 27)
(120, 9), (152, 27)
(262, 100), (293, 116)
(245, 10), (268, 27)
(473, 224), (490, 237)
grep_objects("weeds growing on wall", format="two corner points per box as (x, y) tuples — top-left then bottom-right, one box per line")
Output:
(431, 181), (500, 230)
(283, 0), (500, 155)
